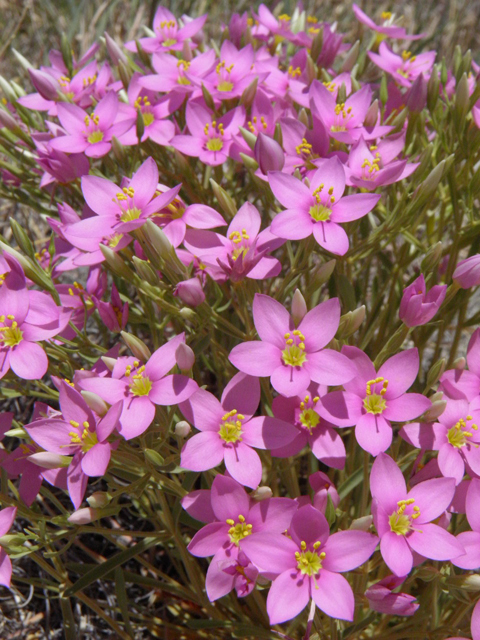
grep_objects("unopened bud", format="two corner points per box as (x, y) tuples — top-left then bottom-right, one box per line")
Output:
(11, 48), (33, 71)
(175, 342), (195, 371)
(298, 108), (309, 127)
(453, 356), (466, 370)
(337, 82), (347, 105)
(254, 133), (285, 174)
(201, 83), (216, 111)
(104, 32), (127, 65)
(446, 574), (480, 591)
(81, 390), (109, 416)
(364, 99), (378, 128)
(132, 256), (159, 286)
(135, 39), (152, 69)
(143, 219), (173, 258)
(179, 307), (196, 321)
(305, 54), (316, 84)
(10, 218), (36, 259)
(337, 305), (365, 338)
(312, 259), (336, 287)
(0, 108), (18, 131)
(29, 68), (59, 101)
(135, 108), (145, 142)
(28, 452), (71, 468)
(380, 74), (389, 105)
(118, 60), (133, 89)
(87, 492), (111, 508)
(427, 65), (440, 112)
(239, 77), (258, 108)
(100, 356), (116, 372)
(454, 73), (470, 129)
(406, 74), (427, 113)
(342, 40), (360, 73)
(415, 565), (440, 582)
(174, 420), (191, 437)
(422, 399), (447, 422)
(121, 331), (151, 361)
(426, 358), (446, 389)
(292, 289), (307, 326)
(239, 126), (257, 151)
(240, 153), (259, 170)
(310, 27), (324, 62)
(251, 486), (273, 501)
(174, 277), (205, 307)
(349, 515), (373, 531)
(210, 179), (237, 219)
(144, 448), (165, 466)
(99, 244), (134, 279)
(421, 242), (443, 272)
(68, 507), (99, 525)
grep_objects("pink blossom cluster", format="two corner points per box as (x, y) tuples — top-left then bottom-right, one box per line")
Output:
(1, 2), (480, 636)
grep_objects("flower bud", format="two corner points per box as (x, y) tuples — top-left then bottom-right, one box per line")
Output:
(399, 274), (447, 327)
(453, 356), (466, 370)
(239, 77), (258, 108)
(364, 99), (378, 129)
(0, 108), (18, 131)
(100, 356), (117, 372)
(239, 126), (257, 151)
(336, 306), (366, 338)
(421, 242), (443, 272)
(174, 277), (205, 307)
(99, 244), (134, 279)
(427, 65), (440, 112)
(81, 391), (109, 416)
(454, 72), (470, 129)
(446, 574), (480, 591)
(10, 218), (36, 259)
(425, 358), (446, 390)
(28, 452), (71, 468)
(406, 73), (427, 113)
(453, 254), (480, 289)
(175, 342), (195, 371)
(251, 486), (273, 501)
(341, 40), (360, 73)
(179, 307), (196, 321)
(291, 289), (307, 326)
(349, 515), (373, 531)
(209, 179), (237, 219)
(174, 421), (191, 437)
(68, 507), (99, 525)
(104, 32), (127, 65)
(312, 259), (336, 287)
(422, 400), (447, 422)
(254, 133), (285, 174)
(87, 492), (111, 509)
(28, 68), (59, 101)
(121, 331), (151, 361)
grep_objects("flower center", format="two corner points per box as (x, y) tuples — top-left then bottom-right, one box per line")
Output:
(361, 153), (381, 179)
(204, 120), (225, 152)
(247, 115), (268, 134)
(68, 420), (99, 453)
(105, 233), (124, 248)
(158, 20), (177, 48)
(331, 102), (354, 132)
(295, 137), (312, 156)
(363, 377), (388, 414)
(282, 330), (307, 367)
(309, 203), (332, 222)
(127, 364), (152, 396)
(226, 514), (252, 545)
(229, 228), (250, 262)
(389, 499), (421, 536)
(298, 395), (321, 433)
(0, 315), (23, 347)
(219, 409), (244, 443)
(162, 38), (177, 47)
(295, 540), (326, 577)
(120, 207), (142, 222)
(216, 61), (235, 93)
(447, 415), (478, 448)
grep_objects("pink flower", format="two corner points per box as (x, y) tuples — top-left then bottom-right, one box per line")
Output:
(125, 7), (207, 53)
(352, 4), (426, 40)
(345, 135), (418, 190)
(229, 294), (356, 397)
(183, 202), (284, 282)
(0, 253), (71, 380)
(0, 506), (17, 588)
(240, 504), (378, 623)
(49, 92), (134, 158)
(399, 274), (447, 327)
(309, 471), (340, 514)
(25, 381), (122, 509)
(270, 385), (346, 469)
(310, 83), (392, 143)
(140, 50), (216, 96)
(180, 372), (297, 488)
(269, 157), (380, 255)
(368, 43), (436, 88)
(438, 329), (480, 402)
(450, 478), (480, 570)
(171, 101), (245, 166)
(79, 334), (198, 439)
(320, 347), (431, 456)
(174, 277), (205, 307)
(184, 474), (297, 602)
(80, 157), (181, 233)
(453, 254), (480, 289)
(400, 397), (480, 484)
(365, 575), (419, 616)
(93, 283), (129, 332)
(370, 453), (464, 577)
(201, 42), (259, 101)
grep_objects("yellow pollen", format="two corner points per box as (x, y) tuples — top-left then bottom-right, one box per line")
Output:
(227, 515), (253, 545)
(219, 409), (244, 443)
(389, 499), (422, 535)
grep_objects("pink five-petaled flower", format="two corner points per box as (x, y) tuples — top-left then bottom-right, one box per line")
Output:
(171, 101), (245, 166)
(270, 384), (346, 469)
(399, 274), (447, 327)
(0, 506), (17, 587)
(269, 157), (380, 256)
(24, 381), (122, 510)
(229, 294), (356, 398)
(183, 202), (284, 282)
(352, 4), (426, 40)
(79, 334), (198, 440)
(80, 157), (181, 234)
(368, 43), (436, 88)
(125, 7), (207, 53)
(0, 253), (71, 380)
(319, 346), (431, 456)
(400, 397), (480, 485)
(50, 91), (134, 158)
(240, 504), (378, 624)
(184, 474), (297, 602)
(370, 453), (464, 577)
(179, 372), (297, 488)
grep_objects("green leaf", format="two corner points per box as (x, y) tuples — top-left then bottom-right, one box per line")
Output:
(115, 568), (134, 637)
(59, 597), (77, 640)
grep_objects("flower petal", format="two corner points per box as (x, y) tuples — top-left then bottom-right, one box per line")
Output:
(370, 453), (407, 513)
(211, 475), (249, 521)
(180, 431), (224, 472)
(229, 341), (281, 376)
(224, 442), (262, 489)
(312, 570), (355, 621)
(407, 477), (456, 523)
(267, 569), (310, 625)
(377, 348), (419, 398)
(187, 522), (229, 557)
(252, 294), (292, 349)
(407, 524), (465, 561)
(322, 530), (378, 572)
(298, 298), (340, 352)
(306, 349), (357, 386)
(380, 531), (413, 577)
(355, 413), (392, 457)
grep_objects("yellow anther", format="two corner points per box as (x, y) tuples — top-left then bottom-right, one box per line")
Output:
(300, 540), (307, 550)
(70, 420), (79, 428)
(226, 518), (235, 525)
(238, 514), (245, 523)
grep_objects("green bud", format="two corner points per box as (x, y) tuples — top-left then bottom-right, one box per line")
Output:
(292, 289), (307, 326)
(118, 60), (133, 89)
(60, 34), (73, 75)
(99, 244), (134, 279)
(427, 65), (440, 112)
(239, 152), (259, 171)
(81, 391), (109, 416)
(239, 126), (257, 151)
(374, 324), (410, 368)
(210, 178), (237, 219)
(337, 82), (347, 105)
(136, 108), (145, 141)
(349, 515), (373, 531)
(325, 494), (336, 526)
(9, 218), (36, 259)
(454, 73), (470, 130)
(11, 48), (33, 71)
(239, 77), (258, 108)
(446, 574), (480, 591)
(100, 356), (117, 372)
(380, 74), (389, 105)
(273, 121), (283, 146)
(144, 449), (165, 466)
(179, 307), (196, 321)
(201, 83), (216, 111)
(421, 241), (443, 272)
(453, 45), (463, 81)
(298, 108), (309, 127)
(87, 492), (112, 508)
(312, 259), (336, 287)
(440, 57), (448, 85)
(364, 99), (378, 129)
(111, 136), (126, 164)
(121, 331), (151, 361)
(310, 26), (324, 62)
(135, 39), (152, 69)
(416, 565), (441, 582)
(305, 54), (316, 84)
(143, 219), (173, 258)
(341, 40), (360, 73)
(336, 305), (366, 339)
(132, 256), (159, 286)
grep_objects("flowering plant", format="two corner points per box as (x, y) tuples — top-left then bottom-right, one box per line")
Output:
(0, 2), (479, 638)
